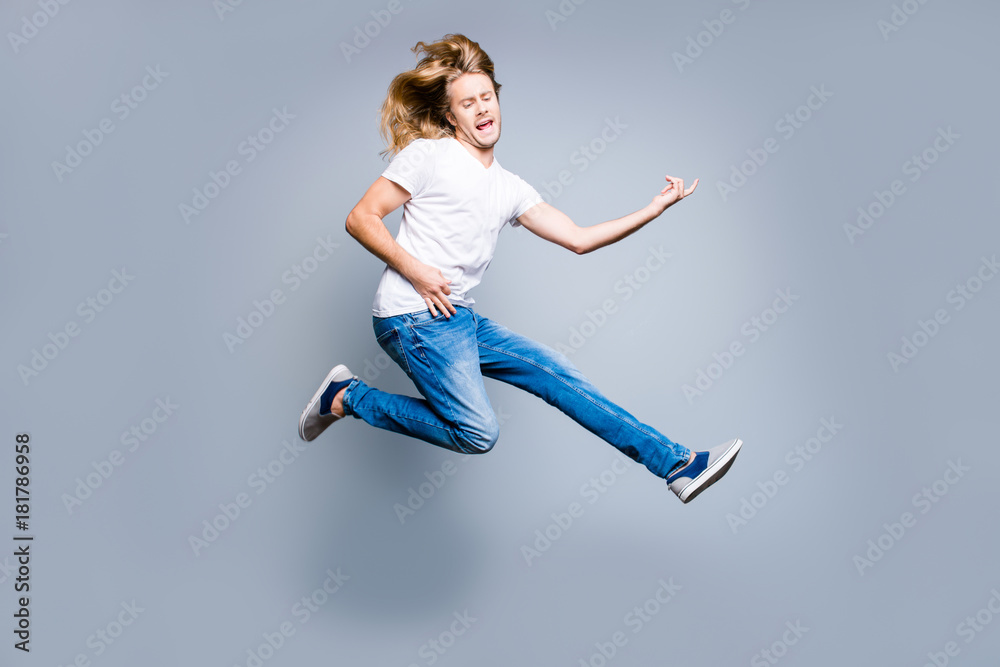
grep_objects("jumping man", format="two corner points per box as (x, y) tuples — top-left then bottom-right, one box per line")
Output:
(298, 33), (742, 503)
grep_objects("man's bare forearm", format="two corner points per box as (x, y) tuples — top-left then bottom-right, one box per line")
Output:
(577, 203), (659, 254)
(346, 212), (420, 279)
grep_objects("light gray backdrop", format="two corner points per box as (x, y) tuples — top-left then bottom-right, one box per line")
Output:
(3, 0), (999, 665)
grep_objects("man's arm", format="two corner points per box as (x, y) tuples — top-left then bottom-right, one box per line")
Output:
(515, 175), (698, 255)
(345, 176), (458, 317)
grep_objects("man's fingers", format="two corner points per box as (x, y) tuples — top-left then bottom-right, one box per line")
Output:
(439, 297), (455, 318)
(659, 175), (698, 204)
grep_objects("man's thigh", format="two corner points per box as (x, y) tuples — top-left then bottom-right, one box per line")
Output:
(474, 313), (589, 390)
(375, 306), (496, 429)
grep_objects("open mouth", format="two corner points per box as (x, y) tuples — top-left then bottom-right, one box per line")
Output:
(476, 120), (494, 132)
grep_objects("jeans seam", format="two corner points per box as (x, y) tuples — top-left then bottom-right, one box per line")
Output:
(346, 381), (475, 451)
(379, 328), (412, 375)
(401, 326), (459, 426)
(342, 378), (359, 416)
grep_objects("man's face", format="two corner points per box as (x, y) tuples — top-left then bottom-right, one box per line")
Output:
(445, 72), (500, 149)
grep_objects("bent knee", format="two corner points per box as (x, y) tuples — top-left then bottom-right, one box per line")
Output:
(457, 419), (500, 454)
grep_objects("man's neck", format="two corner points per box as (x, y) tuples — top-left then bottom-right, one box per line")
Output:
(453, 134), (494, 169)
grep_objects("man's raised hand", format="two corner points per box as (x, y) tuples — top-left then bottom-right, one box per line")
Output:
(650, 175), (698, 216)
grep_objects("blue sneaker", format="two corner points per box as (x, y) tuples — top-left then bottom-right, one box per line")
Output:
(299, 364), (356, 442)
(666, 438), (743, 503)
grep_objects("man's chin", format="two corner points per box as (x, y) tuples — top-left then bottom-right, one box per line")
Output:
(457, 128), (500, 148)
(478, 131), (500, 148)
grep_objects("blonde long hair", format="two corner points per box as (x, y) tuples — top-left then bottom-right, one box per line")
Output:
(378, 33), (501, 160)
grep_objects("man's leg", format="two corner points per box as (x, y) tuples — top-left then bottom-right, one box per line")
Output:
(340, 306), (500, 455)
(474, 311), (691, 479)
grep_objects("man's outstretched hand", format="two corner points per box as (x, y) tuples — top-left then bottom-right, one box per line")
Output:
(649, 175), (698, 217)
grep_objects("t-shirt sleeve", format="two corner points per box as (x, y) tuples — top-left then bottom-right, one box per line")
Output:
(509, 174), (544, 227)
(381, 139), (436, 198)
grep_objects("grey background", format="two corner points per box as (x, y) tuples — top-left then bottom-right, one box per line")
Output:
(3, 0), (999, 665)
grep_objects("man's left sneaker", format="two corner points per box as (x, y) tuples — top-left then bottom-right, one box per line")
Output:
(299, 364), (356, 442)
(666, 438), (743, 503)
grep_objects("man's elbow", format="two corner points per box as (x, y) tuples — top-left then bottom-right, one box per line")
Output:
(571, 229), (591, 255)
(345, 209), (364, 238)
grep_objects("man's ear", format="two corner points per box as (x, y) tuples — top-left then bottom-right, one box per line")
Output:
(444, 110), (455, 127)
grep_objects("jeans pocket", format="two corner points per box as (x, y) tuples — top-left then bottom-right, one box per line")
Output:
(408, 308), (461, 330)
(375, 327), (412, 375)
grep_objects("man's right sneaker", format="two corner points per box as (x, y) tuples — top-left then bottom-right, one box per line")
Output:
(666, 438), (743, 504)
(298, 364), (356, 442)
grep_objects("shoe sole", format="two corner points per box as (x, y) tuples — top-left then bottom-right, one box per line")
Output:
(677, 438), (743, 504)
(298, 364), (349, 441)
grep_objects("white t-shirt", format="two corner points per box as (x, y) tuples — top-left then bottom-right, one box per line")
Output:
(371, 136), (543, 317)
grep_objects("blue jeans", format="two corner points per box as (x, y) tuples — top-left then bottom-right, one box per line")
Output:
(340, 305), (691, 479)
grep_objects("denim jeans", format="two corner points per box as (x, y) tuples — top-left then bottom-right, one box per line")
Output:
(340, 304), (691, 479)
